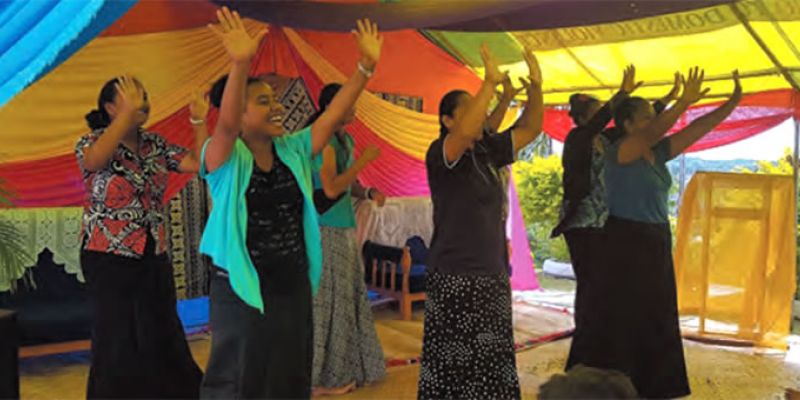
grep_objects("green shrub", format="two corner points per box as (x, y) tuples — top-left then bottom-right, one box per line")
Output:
(513, 155), (570, 265)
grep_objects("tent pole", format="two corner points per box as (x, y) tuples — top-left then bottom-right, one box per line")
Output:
(678, 153), (687, 210)
(794, 116), (799, 322)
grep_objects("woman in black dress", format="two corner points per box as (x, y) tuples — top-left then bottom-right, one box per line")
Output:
(418, 45), (544, 400)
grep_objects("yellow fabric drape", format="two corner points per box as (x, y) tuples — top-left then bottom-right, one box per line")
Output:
(675, 172), (796, 349)
(0, 20), (266, 163)
(464, 1), (800, 105)
(284, 28), (440, 160)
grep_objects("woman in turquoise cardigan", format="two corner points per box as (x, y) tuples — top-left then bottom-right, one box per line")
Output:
(198, 9), (384, 399)
(308, 83), (387, 396)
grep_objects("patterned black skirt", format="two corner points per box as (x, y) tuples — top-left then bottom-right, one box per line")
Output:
(418, 271), (520, 400)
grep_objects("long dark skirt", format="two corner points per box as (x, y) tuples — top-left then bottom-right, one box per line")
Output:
(418, 271), (520, 400)
(590, 216), (690, 399)
(563, 227), (605, 371)
(312, 227), (385, 389)
(201, 267), (313, 399)
(81, 238), (203, 399)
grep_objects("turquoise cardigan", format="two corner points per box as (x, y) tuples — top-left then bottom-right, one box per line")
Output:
(199, 127), (322, 313)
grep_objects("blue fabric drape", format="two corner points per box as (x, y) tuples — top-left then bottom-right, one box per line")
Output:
(0, 0), (135, 108)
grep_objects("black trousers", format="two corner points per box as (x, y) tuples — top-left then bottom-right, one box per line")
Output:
(80, 238), (203, 399)
(201, 269), (313, 399)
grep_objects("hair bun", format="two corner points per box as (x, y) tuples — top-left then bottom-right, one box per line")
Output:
(85, 109), (109, 130)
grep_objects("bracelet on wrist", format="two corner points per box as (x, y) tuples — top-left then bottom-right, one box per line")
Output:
(189, 117), (205, 126)
(357, 62), (374, 78)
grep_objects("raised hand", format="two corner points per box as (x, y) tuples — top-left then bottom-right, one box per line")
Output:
(189, 86), (210, 121)
(729, 70), (743, 103)
(501, 75), (524, 100)
(518, 76), (535, 92)
(662, 72), (681, 103)
(114, 75), (145, 115)
(620, 64), (643, 94)
(361, 144), (381, 162)
(679, 67), (709, 105)
(522, 46), (542, 87)
(208, 7), (267, 64)
(353, 19), (383, 70)
(481, 44), (506, 85)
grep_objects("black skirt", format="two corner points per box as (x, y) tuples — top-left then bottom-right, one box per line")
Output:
(418, 271), (520, 400)
(563, 227), (605, 371)
(201, 266), (313, 399)
(80, 238), (203, 399)
(577, 216), (690, 399)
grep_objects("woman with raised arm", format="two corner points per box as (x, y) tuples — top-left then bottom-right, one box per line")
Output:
(307, 83), (387, 396)
(601, 70), (742, 399)
(418, 45), (543, 400)
(197, 8), (383, 399)
(551, 65), (641, 373)
(74, 75), (206, 398)
(553, 69), (684, 372)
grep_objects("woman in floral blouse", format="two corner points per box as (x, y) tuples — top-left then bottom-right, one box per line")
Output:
(75, 76), (207, 398)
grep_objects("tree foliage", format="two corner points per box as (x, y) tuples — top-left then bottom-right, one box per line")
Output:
(513, 155), (570, 264)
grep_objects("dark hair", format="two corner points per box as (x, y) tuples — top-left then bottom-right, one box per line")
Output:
(568, 93), (600, 126)
(538, 365), (638, 399)
(438, 89), (469, 139)
(85, 78), (121, 130)
(209, 74), (264, 109)
(305, 83), (343, 127)
(613, 97), (650, 134)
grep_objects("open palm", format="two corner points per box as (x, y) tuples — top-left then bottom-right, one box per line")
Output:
(680, 66), (709, 104)
(115, 75), (145, 114)
(620, 64), (642, 94)
(353, 19), (383, 68)
(209, 7), (267, 64)
(523, 46), (542, 87)
(481, 44), (505, 85)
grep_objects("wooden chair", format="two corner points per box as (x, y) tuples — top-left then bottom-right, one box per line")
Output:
(362, 241), (426, 321)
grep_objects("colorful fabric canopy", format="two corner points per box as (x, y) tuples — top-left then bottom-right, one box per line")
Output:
(0, 0), (798, 206)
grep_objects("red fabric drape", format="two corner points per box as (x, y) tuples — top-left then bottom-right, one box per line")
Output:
(289, 32), (430, 196)
(544, 89), (799, 153)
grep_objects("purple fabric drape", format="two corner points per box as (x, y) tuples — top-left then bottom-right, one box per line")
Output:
(213, 0), (734, 32)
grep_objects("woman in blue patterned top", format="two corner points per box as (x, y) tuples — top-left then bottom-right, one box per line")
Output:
(601, 69), (742, 399)
(554, 69), (682, 373)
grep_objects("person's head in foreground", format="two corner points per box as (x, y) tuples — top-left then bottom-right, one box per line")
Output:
(538, 365), (638, 399)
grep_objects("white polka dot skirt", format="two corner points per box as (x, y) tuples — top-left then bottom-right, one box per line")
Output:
(417, 271), (520, 400)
